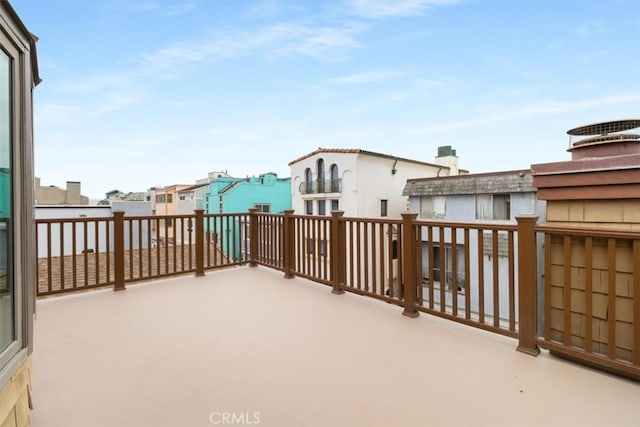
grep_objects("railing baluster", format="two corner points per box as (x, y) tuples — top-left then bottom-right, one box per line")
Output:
(607, 238), (617, 359)
(585, 237), (593, 354)
(492, 229), (499, 328)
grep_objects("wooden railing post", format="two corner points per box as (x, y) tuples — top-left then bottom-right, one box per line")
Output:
(194, 209), (205, 277)
(249, 208), (258, 267)
(282, 209), (295, 279)
(331, 210), (345, 294)
(113, 211), (125, 291)
(401, 212), (419, 318)
(516, 215), (540, 356)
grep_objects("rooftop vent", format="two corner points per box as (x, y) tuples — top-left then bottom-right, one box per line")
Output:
(567, 119), (640, 147)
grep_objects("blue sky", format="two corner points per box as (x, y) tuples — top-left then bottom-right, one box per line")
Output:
(12, 0), (640, 199)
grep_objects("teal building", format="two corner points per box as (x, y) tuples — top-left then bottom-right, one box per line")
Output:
(203, 172), (291, 259)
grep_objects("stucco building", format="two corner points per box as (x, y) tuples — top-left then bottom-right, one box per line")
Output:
(203, 172), (292, 259)
(34, 177), (89, 205)
(289, 146), (463, 219)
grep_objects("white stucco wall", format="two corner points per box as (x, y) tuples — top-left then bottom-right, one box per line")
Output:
(36, 204), (152, 258)
(291, 151), (447, 219)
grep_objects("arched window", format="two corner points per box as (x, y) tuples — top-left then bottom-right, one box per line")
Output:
(304, 168), (312, 193)
(330, 164), (339, 192)
(317, 158), (325, 192)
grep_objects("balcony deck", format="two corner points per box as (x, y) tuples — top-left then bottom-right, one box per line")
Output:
(31, 267), (639, 427)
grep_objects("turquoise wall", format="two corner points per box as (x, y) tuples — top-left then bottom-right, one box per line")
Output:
(204, 173), (292, 260)
(223, 173), (291, 214)
(0, 168), (9, 218)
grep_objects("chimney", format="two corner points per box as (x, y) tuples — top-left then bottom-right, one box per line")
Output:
(66, 181), (82, 204)
(435, 145), (459, 176)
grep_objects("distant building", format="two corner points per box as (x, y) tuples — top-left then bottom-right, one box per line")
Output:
(153, 184), (191, 244)
(35, 202), (153, 258)
(35, 177), (89, 205)
(403, 169), (545, 320)
(100, 190), (152, 205)
(289, 146), (464, 219)
(176, 183), (209, 215)
(203, 172), (292, 259)
(289, 146), (464, 293)
(532, 119), (640, 362)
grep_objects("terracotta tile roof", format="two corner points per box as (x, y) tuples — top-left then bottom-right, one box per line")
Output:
(288, 147), (446, 169)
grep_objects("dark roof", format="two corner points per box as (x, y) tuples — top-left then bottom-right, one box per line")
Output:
(288, 148), (448, 170)
(177, 183), (209, 193)
(403, 169), (534, 196)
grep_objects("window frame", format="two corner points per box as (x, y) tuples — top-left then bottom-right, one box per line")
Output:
(0, 21), (34, 383)
(476, 194), (511, 220)
(318, 200), (326, 216)
(253, 203), (271, 213)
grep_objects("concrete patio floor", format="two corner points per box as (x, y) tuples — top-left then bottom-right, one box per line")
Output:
(31, 266), (640, 427)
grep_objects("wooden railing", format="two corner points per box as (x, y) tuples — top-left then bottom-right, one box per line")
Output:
(535, 225), (640, 380)
(35, 210), (639, 381)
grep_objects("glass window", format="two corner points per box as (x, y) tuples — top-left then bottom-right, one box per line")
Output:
(305, 200), (313, 215)
(304, 168), (312, 193)
(493, 195), (510, 220)
(254, 203), (270, 213)
(476, 194), (510, 220)
(318, 200), (326, 216)
(331, 199), (339, 211)
(420, 196), (446, 219)
(0, 48), (13, 355)
(317, 159), (325, 193)
(167, 194), (173, 203)
(330, 164), (339, 192)
(380, 199), (388, 217)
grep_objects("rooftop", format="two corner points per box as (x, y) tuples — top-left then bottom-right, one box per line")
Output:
(31, 267), (640, 427)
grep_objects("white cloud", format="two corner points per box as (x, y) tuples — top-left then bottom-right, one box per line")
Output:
(406, 91), (640, 134)
(131, 1), (197, 16)
(162, 2), (197, 16)
(414, 77), (457, 88)
(245, 0), (284, 19)
(329, 69), (405, 84)
(348, 0), (463, 18)
(574, 21), (606, 37)
(133, 22), (366, 76)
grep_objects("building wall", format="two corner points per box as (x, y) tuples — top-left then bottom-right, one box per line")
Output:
(290, 151), (359, 216)
(205, 174), (291, 259)
(545, 198), (638, 362)
(355, 155), (445, 218)
(0, 357), (31, 427)
(291, 151), (449, 218)
(0, 169), (8, 218)
(532, 132), (640, 364)
(405, 172), (544, 323)
(222, 174), (291, 214)
(34, 178), (89, 205)
(545, 199), (640, 231)
(35, 204), (152, 258)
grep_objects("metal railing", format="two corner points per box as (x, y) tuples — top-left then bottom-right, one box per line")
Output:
(298, 179), (342, 194)
(34, 210), (640, 381)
